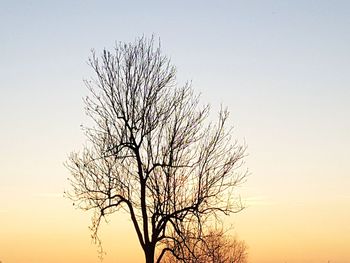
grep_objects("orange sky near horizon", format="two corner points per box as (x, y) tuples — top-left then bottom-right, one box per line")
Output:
(1, 190), (349, 263)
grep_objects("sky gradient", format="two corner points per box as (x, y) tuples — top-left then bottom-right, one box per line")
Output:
(1, 1), (350, 262)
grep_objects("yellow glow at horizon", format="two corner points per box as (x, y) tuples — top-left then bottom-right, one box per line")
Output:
(0, 195), (144, 263)
(1, 188), (350, 263)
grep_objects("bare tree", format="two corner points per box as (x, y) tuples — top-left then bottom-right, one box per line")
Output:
(161, 229), (248, 263)
(66, 36), (246, 263)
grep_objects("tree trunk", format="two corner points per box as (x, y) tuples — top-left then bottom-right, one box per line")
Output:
(145, 245), (155, 263)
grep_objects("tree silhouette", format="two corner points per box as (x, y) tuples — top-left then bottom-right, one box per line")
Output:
(66, 36), (246, 263)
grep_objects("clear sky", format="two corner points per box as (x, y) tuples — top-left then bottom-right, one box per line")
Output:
(1, 1), (350, 262)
